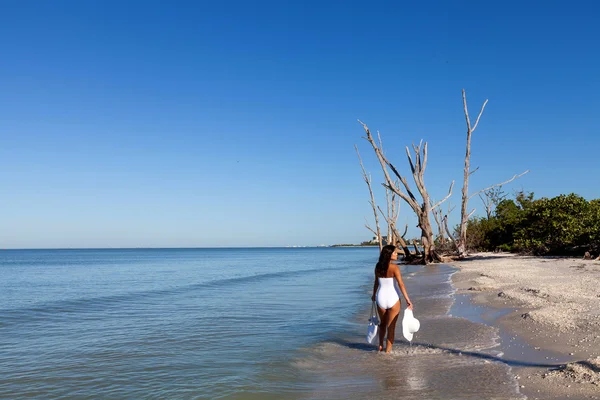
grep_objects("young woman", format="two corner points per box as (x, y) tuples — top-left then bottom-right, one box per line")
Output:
(371, 244), (413, 353)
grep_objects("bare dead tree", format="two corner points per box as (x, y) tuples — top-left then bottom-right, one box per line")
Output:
(360, 121), (453, 264)
(430, 199), (446, 245)
(355, 145), (382, 251)
(443, 204), (458, 251)
(457, 89), (488, 258)
(457, 89), (528, 257)
(377, 132), (401, 249)
(478, 186), (508, 220)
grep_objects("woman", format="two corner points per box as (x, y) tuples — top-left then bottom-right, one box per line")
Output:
(371, 244), (413, 353)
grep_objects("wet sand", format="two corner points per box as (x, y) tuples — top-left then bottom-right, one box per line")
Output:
(451, 253), (600, 400)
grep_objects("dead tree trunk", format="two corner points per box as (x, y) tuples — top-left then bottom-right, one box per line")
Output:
(457, 90), (530, 257)
(443, 214), (458, 251)
(386, 188), (393, 243)
(355, 145), (382, 251)
(431, 200), (446, 245)
(360, 121), (453, 264)
(439, 204), (457, 252)
(458, 89), (488, 258)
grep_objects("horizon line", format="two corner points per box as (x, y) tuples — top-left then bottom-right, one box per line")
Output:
(0, 245), (365, 251)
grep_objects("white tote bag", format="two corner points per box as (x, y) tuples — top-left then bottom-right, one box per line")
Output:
(366, 301), (380, 344)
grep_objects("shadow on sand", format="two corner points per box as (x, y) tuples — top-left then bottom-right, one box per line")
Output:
(331, 338), (567, 370)
(454, 254), (515, 262)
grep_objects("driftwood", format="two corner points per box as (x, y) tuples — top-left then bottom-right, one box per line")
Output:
(412, 239), (422, 256)
(360, 121), (453, 264)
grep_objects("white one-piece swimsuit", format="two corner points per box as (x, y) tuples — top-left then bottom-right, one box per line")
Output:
(376, 277), (401, 309)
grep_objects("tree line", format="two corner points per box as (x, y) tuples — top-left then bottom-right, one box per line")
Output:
(464, 191), (600, 257)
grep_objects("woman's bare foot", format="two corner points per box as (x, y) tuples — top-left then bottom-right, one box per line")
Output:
(378, 345), (383, 352)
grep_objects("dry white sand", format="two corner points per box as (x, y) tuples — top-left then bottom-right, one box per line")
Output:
(450, 253), (600, 400)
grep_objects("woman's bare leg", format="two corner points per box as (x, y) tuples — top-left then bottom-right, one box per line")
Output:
(385, 301), (401, 353)
(377, 306), (387, 352)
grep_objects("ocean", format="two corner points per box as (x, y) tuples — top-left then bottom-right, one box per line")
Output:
(0, 247), (525, 399)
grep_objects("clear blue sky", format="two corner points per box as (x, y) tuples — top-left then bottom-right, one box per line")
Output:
(1, 0), (599, 248)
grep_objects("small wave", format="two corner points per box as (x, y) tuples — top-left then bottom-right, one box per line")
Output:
(0, 265), (354, 328)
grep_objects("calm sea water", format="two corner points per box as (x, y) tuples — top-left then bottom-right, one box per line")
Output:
(0, 247), (379, 399)
(0, 247), (526, 399)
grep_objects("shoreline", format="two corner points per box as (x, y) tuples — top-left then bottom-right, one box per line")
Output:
(304, 262), (527, 399)
(449, 252), (600, 399)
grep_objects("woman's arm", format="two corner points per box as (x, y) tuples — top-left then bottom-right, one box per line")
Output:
(371, 268), (379, 302)
(394, 265), (413, 309)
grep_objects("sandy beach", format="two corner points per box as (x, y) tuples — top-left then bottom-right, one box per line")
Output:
(450, 253), (600, 400)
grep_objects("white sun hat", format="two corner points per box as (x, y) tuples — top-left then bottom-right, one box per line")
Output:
(402, 308), (420, 342)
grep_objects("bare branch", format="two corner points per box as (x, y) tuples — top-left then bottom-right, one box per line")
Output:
(472, 99), (489, 133)
(355, 143), (382, 250)
(469, 170), (530, 200)
(467, 208), (476, 219)
(359, 120), (420, 212)
(443, 215), (458, 250)
(430, 200), (445, 244)
(462, 89), (472, 131)
(377, 205), (387, 220)
(405, 146), (416, 175)
(401, 223), (408, 239)
(422, 141), (428, 176)
(376, 205), (412, 256)
(431, 180), (455, 210)
(463, 89), (488, 133)
(478, 192), (492, 220)
(365, 223), (377, 236)
(469, 166), (479, 176)
(385, 189), (395, 238)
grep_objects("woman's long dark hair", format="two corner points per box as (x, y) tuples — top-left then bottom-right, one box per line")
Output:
(375, 245), (396, 277)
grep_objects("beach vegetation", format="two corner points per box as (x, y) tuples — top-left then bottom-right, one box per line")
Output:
(465, 192), (600, 257)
